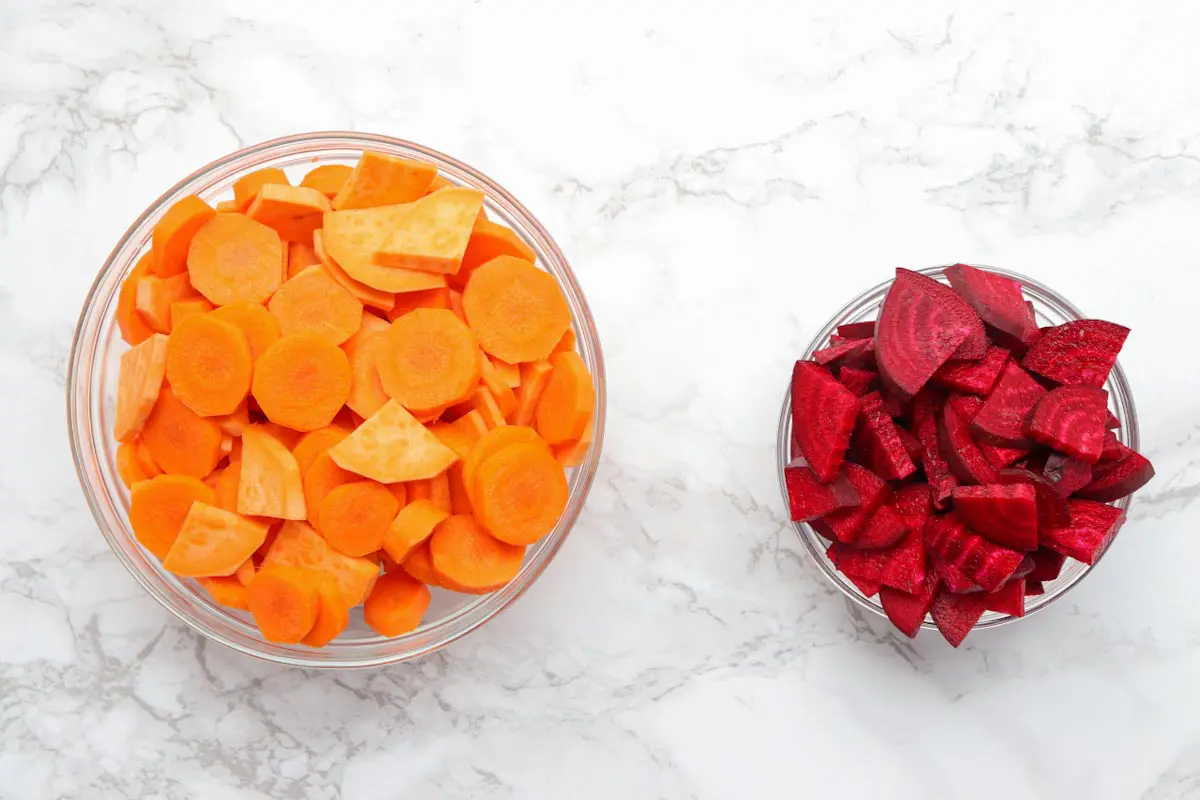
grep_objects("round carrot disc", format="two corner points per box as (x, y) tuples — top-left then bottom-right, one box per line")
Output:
(363, 571), (431, 637)
(375, 308), (481, 414)
(474, 443), (568, 545)
(247, 566), (319, 644)
(141, 387), (224, 479)
(252, 333), (352, 432)
(187, 213), (284, 306)
(267, 266), (363, 345)
(428, 513), (525, 593)
(165, 313), (253, 417)
(128, 474), (215, 560)
(461, 256), (571, 363)
(209, 302), (281, 362)
(317, 480), (399, 557)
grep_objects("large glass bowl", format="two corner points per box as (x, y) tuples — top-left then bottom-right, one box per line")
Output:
(776, 266), (1138, 633)
(68, 132), (605, 667)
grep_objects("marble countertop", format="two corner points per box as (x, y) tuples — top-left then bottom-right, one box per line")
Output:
(3, 1), (1199, 797)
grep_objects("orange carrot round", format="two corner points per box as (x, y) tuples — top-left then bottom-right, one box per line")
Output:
(382, 498), (448, 563)
(400, 540), (442, 586)
(300, 164), (353, 199)
(134, 439), (163, 478)
(252, 333), (352, 432)
(474, 443), (568, 545)
(128, 474), (215, 559)
(291, 425), (352, 476)
(300, 577), (349, 647)
(116, 441), (152, 488)
(302, 451), (358, 527)
(141, 387), (224, 478)
(165, 313), (253, 417)
(233, 168), (289, 211)
(198, 576), (250, 610)
(152, 195), (217, 277)
(267, 265), (364, 345)
(462, 256), (570, 363)
(247, 566), (319, 643)
(375, 308), (480, 414)
(118, 253), (157, 345)
(363, 571), (431, 637)
(187, 213), (284, 306)
(316, 480), (399, 557)
(460, 425), (549, 505)
(429, 514), (525, 593)
(535, 351), (595, 445)
(208, 302), (281, 362)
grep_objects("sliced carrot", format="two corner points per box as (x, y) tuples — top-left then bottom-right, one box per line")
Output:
(408, 472), (452, 516)
(341, 310), (392, 418)
(378, 549), (402, 572)
(128, 474), (216, 559)
(536, 351), (595, 445)
(375, 308), (480, 414)
(207, 302), (281, 363)
(238, 425), (306, 520)
(553, 328), (577, 354)
(263, 520), (380, 606)
(512, 360), (553, 426)
(453, 409), (490, 444)
(163, 502), (269, 577)
(407, 478), (431, 504)
(317, 480), (399, 557)
(472, 385), (507, 430)
(267, 264), (363, 345)
(313, 229), (395, 312)
(490, 357), (521, 389)
(386, 287), (451, 321)
(187, 213), (284, 306)
(381, 498), (448, 563)
(300, 164), (353, 199)
(151, 195), (217, 277)
(252, 333), (352, 432)
(449, 218), (536, 290)
(247, 565), (319, 643)
(480, 355), (518, 414)
(328, 399), (458, 483)
(215, 200), (238, 213)
(332, 151), (437, 210)
(135, 273), (195, 333)
(460, 425), (549, 506)
(554, 419), (594, 468)
(429, 514), (525, 593)
(287, 241), (320, 279)
(212, 459), (241, 512)
(448, 289), (466, 323)
(387, 482), (408, 508)
(233, 168), (289, 211)
(300, 576), (348, 647)
(302, 451), (357, 526)
(116, 441), (152, 488)
(363, 571), (431, 637)
(114, 333), (169, 442)
(373, 187), (485, 273)
(462, 256), (571, 363)
(474, 442), (568, 545)
(235, 558), (256, 586)
(198, 576), (250, 610)
(135, 438), (163, 478)
(448, 464), (473, 515)
(322, 205), (448, 293)
(428, 422), (475, 459)
(169, 297), (214, 329)
(117, 253), (157, 345)
(141, 387), (223, 478)
(166, 313), (253, 417)
(401, 540), (442, 586)
(246, 184), (331, 243)
(291, 425), (351, 477)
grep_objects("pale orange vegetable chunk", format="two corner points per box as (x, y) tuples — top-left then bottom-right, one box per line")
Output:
(118, 253), (156, 345)
(332, 151), (437, 210)
(129, 474), (216, 560)
(247, 183), (332, 243)
(233, 168), (289, 211)
(162, 502), (269, 577)
(313, 229), (395, 312)
(373, 187), (485, 274)
(341, 311), (392, 418)
(114, 333), (168, 442)
(328, 399), (458, 483)
(238, 425), (307, 519)
(300, 164), (353, 199)
(322, 205), (448, 293)
(187, 213), (284, 306)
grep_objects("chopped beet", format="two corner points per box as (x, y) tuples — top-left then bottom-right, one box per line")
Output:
(1106, 409), (1121, 430)
(971, 361), (1047, 447)
(1041, 499), (1126, 564)
(880, 525), (927, 593)
(945, 263), (1041, 349)
(837, 321), (876, 340)
(838, 366), (878, 397)
(1028, 547), (1067, 582)
(932, 346), (1010, 395)
(961, 539), (1026, 592)
(935, 559), (979, 594)
(1028, 386), (1109, 463)
(784, 462), (860, 522)
(854, 504), (909, 549)
(880, 574), (938, 638)
(911, 389), (957, 506)
(1076, 449), (1155, 503)
(952, 483), (1039, 551)
(845, 572), (882, 598)
(897, 427), (924, 469)
(813, 337), (873, 367)
(814, 463), (891, 544)
(856, 392), (917, 481)
(985, 579), (1026, 617)
(997, 468), (1072, 531)
(893, 484), (933, 534)
(1098, 430), (1127, 464)
(1025, 579), (1045, 596)
(875, 269), (984, 400)
(1044, 453), (1094, 497)
(826, 541), (892, 583)
(939, 398), (999, 485)
(882, 391), (906, 418)
(791, 361), (859, 482)
(930, 589), (988, 647)
(1022, 319), (1130, 387)
(924, 512), (1023, 592)
(980, 439), (1030, 470)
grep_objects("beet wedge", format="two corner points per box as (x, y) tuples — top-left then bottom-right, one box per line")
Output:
(875, 269), (984, 400)
(1028, 547), (1067, 582)
(944, 263), (1040, 349)
(813, 337), (873, 367)
(784, 462), (860, 522)
(911, 388), (958, 505)
(880, 524), (927, 594)
(971, 360), (1046, 448)
(856, 392), (916, 481)
(924, 512), (1024, 592)
(791, 361), (859, 482)
(930, 589), (988, 647)
(985, 579), (1026, 617)
(952, 483), (1039, 551)
(1041, 499), (1126, 564)
(997, 467), (1071, 531)
(938, 397), (998, 485)
(837, 321), (876, 340)
(854, 503), (909, 550)
(880, 573), (938, 638)
(811, 463), (890, 544)
(1076, 449), (1154, 503)
(1027, 386), (1109, 464)
(1043, 453), (1094, 497)
(932, 345), (1009, 396)
(826, 541), (892, 585)
(838, 366), (878, 397)
(1023, 319), (1130, 388)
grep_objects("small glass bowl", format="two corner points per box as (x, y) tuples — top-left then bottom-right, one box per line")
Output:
(67, 132), (605, 667)
(776, 266), (1138, 633)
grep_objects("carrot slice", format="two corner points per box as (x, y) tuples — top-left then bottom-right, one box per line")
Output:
(387, 482), (408, 508)
(449, 218), (536, 290)
(233, 168), (289, 211)
(151, 195), (217, 277)
(135, 439), (163, 478)
(373, 187), (485, 273)
(300, 576), (349, 647)
(114, 333), (169, 442)
(386, 287), (451, 321)
(512, 360), (553, 426)
(448, 289), (466, 323)
(169, 297), (214, 329)
(474, 443), (568, 545)
(401, 540), (442, 586)
(490, 358), (521, 389)
(187, 213), (284, 306)
(198, 576), (250, 610)
(480, 356), (518, 416)
(312, 229), (395, 312)
(116, 441), (152, 488)
(263, 520), (380, 606)
(322, 205), (448, 293)
(375, 308), (481, 414)
(553, 328), (577, 354)
(454, 409), (490, 444)
(553, 419), (594, 468)
(246, 184), (331, 243)
(429, 514), (525, 593)
(428, 422), (475, 459)
(448, 464), (473, 515)
(118, 254), (157, 345)
(203, 303), (278, 364)
(267, 264), (363, 345)
(238, 425), (306, 520)
(363, 571), (431, 637)
(461, 425), (548, 504)
(252, 333), (352, 432)
(135, 273), (195, 333)
(247, 565), (319, 643)
(300, 164), (353, 199)
(381, 499), (449, 563)
(165, 313), (253, 417)
(462, 256), (571, 363)
(302, 451), (357, 527)
(128, 474), (216, 559)
(408, 472), (452, 516)
(536, 351), (595, 445)
(235, 558), (256, 586)
(287, 241), (320, 279)
(163, 502), (269, 577)
(472, 386), (507, 430)
(291, 425), (351, 476)
(141, 387), (224, 478)
(332, 151), (437, 210)
(317, 480), (399, 557)
(259, 422), (302, 450)
(328, 399), (458, 483)
(341, 310), (392, 418)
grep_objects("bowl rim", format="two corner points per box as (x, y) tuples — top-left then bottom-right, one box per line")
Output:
(67, 131), (606, 667)
(776, 264), (1139, 633)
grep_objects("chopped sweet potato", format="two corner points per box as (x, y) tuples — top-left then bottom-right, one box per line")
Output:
(238, 425), (306, 519)
(327, 400), (458, 483)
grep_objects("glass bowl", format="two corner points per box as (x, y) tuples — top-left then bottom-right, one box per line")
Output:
(67, 132), (605, 667)
(776, 265), (1138, 633)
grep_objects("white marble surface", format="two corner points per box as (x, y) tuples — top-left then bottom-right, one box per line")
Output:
(2, 1), (1199, 797)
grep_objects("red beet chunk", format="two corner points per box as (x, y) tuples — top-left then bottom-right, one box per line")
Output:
(880, 574), (938, 638)
(1043, 453), (1094, 497)
(952, 483), (1039, 551)
(980, 439), (1030, 470)
(784, 462), (860, 522)
(971, 361), (1047, 447)
(930, 589), (988, 647)
(837, 321), (876, 340)
(813, 463), (890, 544)
(897, 427), (924, 469)
(1023, 319), (1130, 388)
(1028, 547), (1067, 582)
(893, 484), (933, 534)
(962, 540), (1026, 592)
(932, 346), (1010, 395)
(838, 366), (878, 397)
(856, 392), (917, 481)
(855, 504), (909, 549)
(880, 525), (927, 593)
(813, 337), (873, 367)
(1106, 409), (1121, 430)
(985, 579), (1026, 617)
(1028, 386), (1109, 463)
(875, 269), (985, 400)
(1025, 579), (1045, 596)
(846, 572), (882, 597)
(945, 263), (1041, 349)
(826, 541), (892, 584)
(1076, 449), (1155, 503)
(911, 389), (958, 505)
(1098, 430), (1127, 464)
(997, 468), (1072, 530)
(938, 398), (999, 485)
(1041, 499), (1126, 564)
(925, 512), (1024, 592)
(791, 361), (859, 482)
